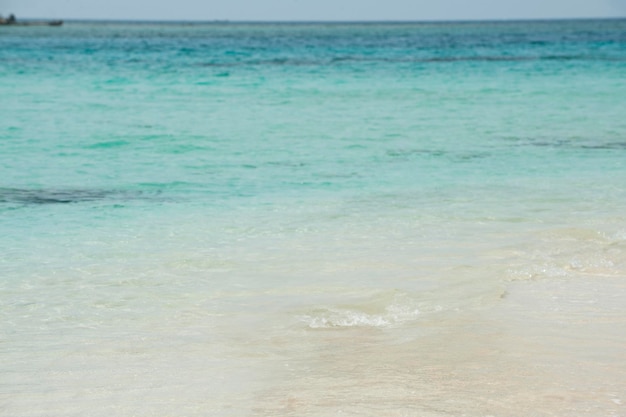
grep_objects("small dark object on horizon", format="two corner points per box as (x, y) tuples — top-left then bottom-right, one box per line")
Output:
(0, 13), (63, 26)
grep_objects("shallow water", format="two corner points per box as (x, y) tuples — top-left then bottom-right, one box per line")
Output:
(1, 19), (626, 416)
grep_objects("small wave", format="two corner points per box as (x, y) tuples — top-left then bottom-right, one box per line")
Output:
(506, 228), (626, 281)
(300, 292), (421, 329)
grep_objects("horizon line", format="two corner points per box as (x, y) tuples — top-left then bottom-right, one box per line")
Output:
(9, 15), (626, 24)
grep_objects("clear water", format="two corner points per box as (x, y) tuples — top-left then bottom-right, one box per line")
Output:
(1, 20), (626, 416)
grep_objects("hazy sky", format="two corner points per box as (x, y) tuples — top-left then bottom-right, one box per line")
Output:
(3, 0), (626, 21)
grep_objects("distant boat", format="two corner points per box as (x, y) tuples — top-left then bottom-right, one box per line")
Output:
(0, 14), (63, 26)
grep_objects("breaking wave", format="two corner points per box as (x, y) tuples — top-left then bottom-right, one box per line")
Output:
(300, 291), (422, 329)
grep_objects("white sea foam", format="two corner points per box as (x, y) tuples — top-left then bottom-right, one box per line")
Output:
(300, 293), (421, 329)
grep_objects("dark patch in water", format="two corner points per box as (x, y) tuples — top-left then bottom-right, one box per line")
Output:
(0, 188), (155, 206)
(507, 137), (626, 151)
(193, 53), (623, 69)
(85, 140), (130, 149)
(580, 142), (626, 150)
(386, 149), (446, 158)
(386, 149), (491, 162)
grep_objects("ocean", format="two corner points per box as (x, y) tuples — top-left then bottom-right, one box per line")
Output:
(1, 19), (625, 416)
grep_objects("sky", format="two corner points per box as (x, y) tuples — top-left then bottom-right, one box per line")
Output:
(2, 0), (626, 21)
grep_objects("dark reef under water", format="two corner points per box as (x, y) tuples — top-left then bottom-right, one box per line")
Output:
(0, 187), (156, 206)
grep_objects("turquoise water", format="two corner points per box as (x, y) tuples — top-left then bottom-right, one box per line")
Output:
(2, 20), (626, 416)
